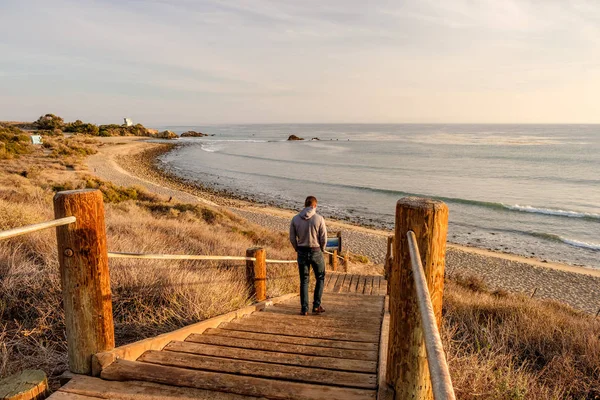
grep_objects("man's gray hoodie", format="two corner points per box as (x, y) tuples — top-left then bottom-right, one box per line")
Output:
(289, 207), (327, 251)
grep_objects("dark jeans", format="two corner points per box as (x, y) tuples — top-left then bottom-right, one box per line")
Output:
(297, 249), (326, 312)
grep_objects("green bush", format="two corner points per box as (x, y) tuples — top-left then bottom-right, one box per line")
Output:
(42, 137), (97, 157)
(34, 113), (64, 130)
(98, 123), (150, 137)
(35, 129), (63, 136)
(98, 124), (124, 136)
(142, 202), (223, 223)
(0, 126), (33, 159)
(64, 120), (99, 135)
(84, 178), (157, 203)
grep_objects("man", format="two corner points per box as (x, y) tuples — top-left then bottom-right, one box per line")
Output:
(289, 195), (327, 315)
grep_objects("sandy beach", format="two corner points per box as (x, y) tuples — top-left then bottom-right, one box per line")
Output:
(87, 138), (600, 314)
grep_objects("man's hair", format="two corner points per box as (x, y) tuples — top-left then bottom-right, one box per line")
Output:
(305, 196), (318, 207)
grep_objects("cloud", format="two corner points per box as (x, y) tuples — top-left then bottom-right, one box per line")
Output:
(0, 0), (599, 123)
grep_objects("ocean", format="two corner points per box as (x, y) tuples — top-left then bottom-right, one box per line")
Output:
(158, 124), (600, 269)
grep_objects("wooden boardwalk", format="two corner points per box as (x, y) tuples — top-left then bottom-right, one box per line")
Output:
(49, 274), (388, 400)
(325, 272), (387, 296)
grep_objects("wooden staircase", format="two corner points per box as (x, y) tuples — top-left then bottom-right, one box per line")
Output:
(49, 274), (388, 400)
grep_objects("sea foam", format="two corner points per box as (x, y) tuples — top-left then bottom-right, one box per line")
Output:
(504, 204), (600, 220)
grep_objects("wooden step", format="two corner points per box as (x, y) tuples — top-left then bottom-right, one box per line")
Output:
(250, 309), (382, 324)
(280, 297), (384, 308)
(262, 306), (383, 322)
(217, 321), (380, 343)
(279, 293), (384, 304)
(230, 317), (380, 335)
(139, 350), (377, 389)
(318, 291), (384, 301)
(49, 373), (259, 399)
(164, 341), (377, 373)
(204, 328), (378, 351)
(341, 275), (360, 293)
(269, 306), (383, 321)
(273, 299), (383, 310)
(256, 309), (383, 324)
(185, 334), (379, 360)
(101, 359), (377, 400)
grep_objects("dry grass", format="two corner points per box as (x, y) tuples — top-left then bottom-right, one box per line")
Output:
(444, 275), (600, 399)
(1, 138), (599, 399)
(0, 140), (297, 386)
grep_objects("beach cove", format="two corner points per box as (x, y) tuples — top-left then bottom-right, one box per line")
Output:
(88, 137), (600, 315)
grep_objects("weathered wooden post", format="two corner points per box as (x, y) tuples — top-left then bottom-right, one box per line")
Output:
(54, 189), (115, 375)
(246, 247), (267, 302)
(0, 370), (49, 400)
(387, 197), (448, 400)
(329, 249), (338, 272)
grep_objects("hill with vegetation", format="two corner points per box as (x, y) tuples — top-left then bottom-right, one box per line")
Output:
(1, 114), (178, 140)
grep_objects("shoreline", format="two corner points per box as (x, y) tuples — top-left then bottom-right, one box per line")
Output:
(90, 138), (600, 277)
(87, 138), (600, 314)
(141, 139), (600, 276)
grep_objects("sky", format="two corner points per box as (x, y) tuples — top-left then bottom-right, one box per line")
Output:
(0, 0), (599, 125)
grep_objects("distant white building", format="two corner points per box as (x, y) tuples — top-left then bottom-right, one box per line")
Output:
(124, 118), (133, 127)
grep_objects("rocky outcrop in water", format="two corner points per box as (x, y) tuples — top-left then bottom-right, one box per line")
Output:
(287, 135), (304, 141)
(181, 131), (210, 137)
(154, 130), (178, 139)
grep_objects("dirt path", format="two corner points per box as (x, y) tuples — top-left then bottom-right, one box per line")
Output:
(87, 138), (216, 206)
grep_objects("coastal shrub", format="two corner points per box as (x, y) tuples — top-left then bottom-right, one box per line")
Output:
(444, 277), (600, 399)
(0, 126), (33, 159)
(349, 253), (369, 264)
(34, 113), (64, 130)
(35, 129), (62, 136)
(98, 123), (150, 137)
(129, 123), (150, 136)
(142, 203), (225, 225)
(201, 207), (219, 224)
(98, 124), (124, 136)
(63, 120), (99, 135)
(42, 136), (98, 158)
(83, 178), (157, 203)
(452, 273), (488, 292)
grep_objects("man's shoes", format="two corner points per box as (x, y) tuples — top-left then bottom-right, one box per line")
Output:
(300, 311), (308, 316)
(312, 306), (325, 315)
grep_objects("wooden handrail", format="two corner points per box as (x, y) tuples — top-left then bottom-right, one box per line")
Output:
(107, 252), (297, 264)
(0, 216), (76, 241)
(407, 231), (456, 400)
(323, 249), (344, 260)
(108, 252), (255, 261)
(265, 259), (297, 264)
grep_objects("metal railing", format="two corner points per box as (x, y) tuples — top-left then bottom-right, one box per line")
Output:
(407, 231), (456, 400)
(0, 216), (76, 241)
